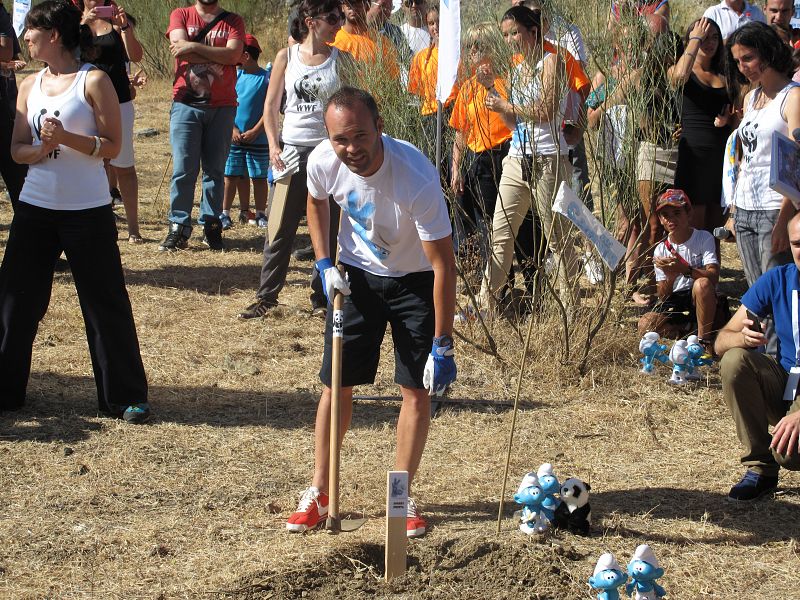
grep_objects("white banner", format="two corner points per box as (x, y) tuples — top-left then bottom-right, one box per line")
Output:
(552, 181), (626, 271)
(12, 0), (30, 37)
(436, 0), (460, 103)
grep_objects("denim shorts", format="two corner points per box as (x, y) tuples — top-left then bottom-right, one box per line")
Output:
(224, 143), (270, 179)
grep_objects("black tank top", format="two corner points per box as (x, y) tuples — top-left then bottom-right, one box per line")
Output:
(680, 73), (731, 147)
(93, 30), (132, 104)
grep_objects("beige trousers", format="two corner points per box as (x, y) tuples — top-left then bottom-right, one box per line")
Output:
(479, 153), (578, 310)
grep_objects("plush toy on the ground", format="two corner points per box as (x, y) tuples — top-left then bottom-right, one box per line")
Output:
(685, 334), (714, 381)
(553, 477), (592, 535)
(639, 331), (668, 374)
(536, 463), (560, 524)
(668, 339), (690, 385)
(513, 472), (549, 534)
(588, 552), (627, 600)
(626, 544), (666, 599)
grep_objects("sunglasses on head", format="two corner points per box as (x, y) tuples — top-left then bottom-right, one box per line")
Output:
(315, 10), (345, 25)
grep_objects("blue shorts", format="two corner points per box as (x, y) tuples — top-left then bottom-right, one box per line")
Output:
(224, 143), (270, 179)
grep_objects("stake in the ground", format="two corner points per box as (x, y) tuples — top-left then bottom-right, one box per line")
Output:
(385, 470), (408, 581)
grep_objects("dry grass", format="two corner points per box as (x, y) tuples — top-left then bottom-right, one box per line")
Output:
(1, 79), (800, 599)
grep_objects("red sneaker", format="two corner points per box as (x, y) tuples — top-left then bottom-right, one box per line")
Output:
(406, 497), (427, 538)
(286, 487), (329, 533)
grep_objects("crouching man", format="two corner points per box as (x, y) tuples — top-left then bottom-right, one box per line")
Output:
(715, 211), (800, 502)
(286, 87), (457, 537)
(638, 189), (719, 344)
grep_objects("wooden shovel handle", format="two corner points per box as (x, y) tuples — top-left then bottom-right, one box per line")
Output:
(328, 266), (345, 525)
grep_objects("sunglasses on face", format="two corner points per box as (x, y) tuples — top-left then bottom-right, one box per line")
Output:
(315, 10), (345, 25)
(404, 0), (424, 6)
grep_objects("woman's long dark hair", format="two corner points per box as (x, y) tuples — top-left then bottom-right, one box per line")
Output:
(725, 21), (794, 101)
(684, 17), (724, 74)
(500, 5), (541, 45)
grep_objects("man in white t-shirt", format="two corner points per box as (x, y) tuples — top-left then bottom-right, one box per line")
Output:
(638, 189), (720, 342)
(285, 87), (457, 539)
(703, 0), (766, 39)
(400, 0), (430, 55)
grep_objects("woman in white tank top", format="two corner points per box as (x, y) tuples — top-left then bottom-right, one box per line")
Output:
(2, 0), (149, 422)
(238, 0), (351, 319)
(727, 23), (800, 286)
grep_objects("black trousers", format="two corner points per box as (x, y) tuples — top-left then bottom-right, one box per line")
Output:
(0, 99), (27, 208)
(0, 202), (148, 412)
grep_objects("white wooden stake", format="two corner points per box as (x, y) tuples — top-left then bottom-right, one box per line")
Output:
(385, 470), (408, 581)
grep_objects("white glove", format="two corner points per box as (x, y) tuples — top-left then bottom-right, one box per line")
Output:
(315, 258), (350, 304)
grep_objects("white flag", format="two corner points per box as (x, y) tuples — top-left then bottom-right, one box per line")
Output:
(12, 0), (30, 37)
(436, 0), (460, 104)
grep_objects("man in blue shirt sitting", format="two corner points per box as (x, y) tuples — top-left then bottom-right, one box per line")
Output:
(715, 212), (800, 502)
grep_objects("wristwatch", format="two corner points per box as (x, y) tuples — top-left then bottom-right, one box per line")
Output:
(433, 335), (454, 348)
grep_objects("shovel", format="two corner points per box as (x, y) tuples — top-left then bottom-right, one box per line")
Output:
(326, 271), (367, 533)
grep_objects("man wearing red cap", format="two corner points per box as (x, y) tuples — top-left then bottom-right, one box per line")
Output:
(638, 189), (719, 343)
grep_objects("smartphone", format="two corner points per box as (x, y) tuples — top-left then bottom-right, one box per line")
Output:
(94, 5), (115, 19)
(746, 310), (762, 334)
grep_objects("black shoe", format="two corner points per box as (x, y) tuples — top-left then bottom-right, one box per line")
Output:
(238, 298), (277, 319)
(158, 223), (191, 252)
(110, 187), (123, 206)
(292, 245), (315, 261)
(202, 217), (224, 251)
(123, 403), (151, 424)
(727, 470), (778, 502)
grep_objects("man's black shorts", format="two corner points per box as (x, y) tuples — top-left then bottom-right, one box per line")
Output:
(651, 289), (694, 324)
(319, 264), (434, 389)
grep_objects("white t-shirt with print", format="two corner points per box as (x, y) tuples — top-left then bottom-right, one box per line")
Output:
(654, 228), (718, 294)
(306, 135), (452, 277)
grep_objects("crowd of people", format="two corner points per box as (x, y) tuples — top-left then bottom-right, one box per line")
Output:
(1, 0), (800, 532)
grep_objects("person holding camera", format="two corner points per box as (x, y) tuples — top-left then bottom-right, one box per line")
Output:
(715, 211), (800, 502)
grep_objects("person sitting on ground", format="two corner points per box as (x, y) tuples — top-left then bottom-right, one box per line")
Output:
(287, 87), (456, 538)
(221, 34), (271, 230)
(637, 189), (719, 342)
(714, 211), (800, 502)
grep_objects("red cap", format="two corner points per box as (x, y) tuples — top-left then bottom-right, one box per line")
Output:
(655, 188), (692, 212)
(244, 34), (261, 51)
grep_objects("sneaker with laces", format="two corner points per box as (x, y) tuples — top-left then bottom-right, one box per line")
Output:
(239, 210), (255, 225)
(287, 486), (329, 532)
(123, 403), (151, 424)
(727, 470), (778, 502)
(158, 223), (191, 252)
(256, 214), (268, 228)
(238, 298), (277, 319)
(220, 213), (233, 230)
(202, 217), (224, 251)
(406, 497), (427, 538)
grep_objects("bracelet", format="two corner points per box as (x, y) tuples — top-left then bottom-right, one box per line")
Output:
(689, 36), (703, 41)
(90, 135), (101, 157)
(120, 24), (130, 31)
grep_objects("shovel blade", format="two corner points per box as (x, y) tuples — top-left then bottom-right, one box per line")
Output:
(325, 515), (368, 533)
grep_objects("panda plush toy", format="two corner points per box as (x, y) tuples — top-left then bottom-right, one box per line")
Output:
(553, 477), (591, 536)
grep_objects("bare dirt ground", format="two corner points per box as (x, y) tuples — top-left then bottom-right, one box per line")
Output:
(1, 80), (800, 599)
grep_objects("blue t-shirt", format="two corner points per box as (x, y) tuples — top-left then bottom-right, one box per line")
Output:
(741, 263), (800, 373)
(233, 66), (270, 146)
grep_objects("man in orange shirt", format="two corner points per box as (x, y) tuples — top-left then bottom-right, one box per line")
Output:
(332, 0), (400, 77)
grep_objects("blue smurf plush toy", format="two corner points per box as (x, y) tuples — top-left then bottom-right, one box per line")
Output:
(514, 472), (548, 534)
(588, 552), (627, 600)
(537, 463), (560, 522)
(668, 339), (690, 385)
(626, 544), (665, 599)
(685, 335), (714, 381)
(639, 332), (668, 374)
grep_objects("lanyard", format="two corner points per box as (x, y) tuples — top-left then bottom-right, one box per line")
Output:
(793, 290), (800, 368)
